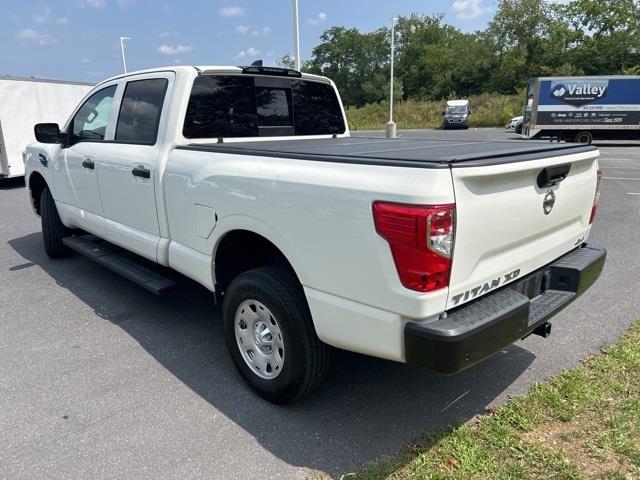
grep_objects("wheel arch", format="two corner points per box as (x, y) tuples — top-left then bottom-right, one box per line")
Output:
(213, 228), (305, 300)
(28, 171), (48, 216)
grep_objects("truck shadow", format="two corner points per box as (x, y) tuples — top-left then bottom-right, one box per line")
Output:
(9, 232), (535, 477)
(0, 177), (26, 190)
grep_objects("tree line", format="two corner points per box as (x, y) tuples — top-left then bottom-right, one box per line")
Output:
(288, 0), (640, 107)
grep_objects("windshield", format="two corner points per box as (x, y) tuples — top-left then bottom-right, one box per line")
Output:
(446, 105), (468, 115)
(183, 75), (346, 139)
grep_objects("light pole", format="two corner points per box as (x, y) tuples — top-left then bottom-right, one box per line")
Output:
(292, 0), (301, 70)
(386, 17), (398, 139)
(120, 36), (131, 73)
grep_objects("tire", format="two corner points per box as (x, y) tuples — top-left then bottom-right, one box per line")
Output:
(575, 131), (593, 144)
(40, 187), (71, 258)
(222, 266), (330, 403)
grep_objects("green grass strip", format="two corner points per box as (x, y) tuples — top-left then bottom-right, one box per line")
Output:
(343, 322), (640, 480)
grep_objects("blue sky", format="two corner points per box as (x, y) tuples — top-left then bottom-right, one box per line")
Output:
(1, 0), (494, 82)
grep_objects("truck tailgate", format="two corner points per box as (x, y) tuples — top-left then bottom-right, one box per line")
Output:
(447, 147), (600, 310)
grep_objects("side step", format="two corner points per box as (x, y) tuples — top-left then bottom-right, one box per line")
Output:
(62, 235), (176, 295)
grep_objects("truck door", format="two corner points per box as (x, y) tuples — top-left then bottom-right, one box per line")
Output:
(61, 84), (118, 235)
(96, 73), (173, 261)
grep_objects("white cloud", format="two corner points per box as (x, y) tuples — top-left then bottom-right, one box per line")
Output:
(56, 17), (68, 25)
(82, 0), (106, 8)
(160, 30), (178, 38)
(451, 0), (486, 19)
(33, 5), (52, 24)
(16, 28), (57, 45)
(81, 57), (91, 63)
(308, 12), (327, 26)
(234, 47), (261, 60)
(236, 25), (270, 36)
(219, 5), (245, 18)
(157, 44), (193, 55)
(251, 26), (271, 36)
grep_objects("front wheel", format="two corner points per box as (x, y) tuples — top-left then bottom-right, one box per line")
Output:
(40, 187), (71, 258)
(222, 266), (330, 403)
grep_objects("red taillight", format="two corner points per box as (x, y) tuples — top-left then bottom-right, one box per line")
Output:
(589, 168), (602, 224)
(373, 201), (455, 292)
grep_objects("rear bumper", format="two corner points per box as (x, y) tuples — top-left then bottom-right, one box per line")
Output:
(404, 244), (606, 374)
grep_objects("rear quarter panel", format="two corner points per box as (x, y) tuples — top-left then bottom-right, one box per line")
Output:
(163, 149), (455, 320)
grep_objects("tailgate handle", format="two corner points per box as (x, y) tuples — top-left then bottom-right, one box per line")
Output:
(537, 164), (571, 188)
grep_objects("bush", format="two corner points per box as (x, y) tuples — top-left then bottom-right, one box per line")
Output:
(346, 93), (524, 130)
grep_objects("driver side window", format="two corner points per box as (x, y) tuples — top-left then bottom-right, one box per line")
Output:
(70, 85), (117, 145)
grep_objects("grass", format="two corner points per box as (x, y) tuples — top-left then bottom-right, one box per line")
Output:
(346, 94), (524, 131)
(338, 321), (640, 480)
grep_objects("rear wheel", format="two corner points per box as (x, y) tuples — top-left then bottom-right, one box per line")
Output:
(222, 266), (330, 403)
(40, 187), (70, 258)
(575, 131), (593, 144)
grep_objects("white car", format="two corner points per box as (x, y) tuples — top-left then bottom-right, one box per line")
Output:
(24, 65), (606, 403)
(508, 115), (524, 129)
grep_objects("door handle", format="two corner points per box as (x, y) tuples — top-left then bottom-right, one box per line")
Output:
(132, 166), (151, 179)
(82, 158), (95, 169)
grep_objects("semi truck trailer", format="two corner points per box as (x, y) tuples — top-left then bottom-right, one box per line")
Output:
(522, 75), (640, 144)
(0, 76), (92, 179)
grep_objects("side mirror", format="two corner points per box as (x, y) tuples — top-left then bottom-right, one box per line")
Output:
(34, 123), (62, 144)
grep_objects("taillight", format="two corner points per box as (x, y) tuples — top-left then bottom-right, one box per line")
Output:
(589, 168), (602, 224)
(373, 202), (455, 292)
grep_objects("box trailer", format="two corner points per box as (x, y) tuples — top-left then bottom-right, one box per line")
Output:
(522, 75), (640, 144)
(0, 76), (92, 178)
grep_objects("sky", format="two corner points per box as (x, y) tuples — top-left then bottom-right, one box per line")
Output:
(1, 0), (495, 83)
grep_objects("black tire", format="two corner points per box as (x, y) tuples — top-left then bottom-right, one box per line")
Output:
(222, 266), (330, 403)
(40, 187), (71, 258)
(575, 131), (593, 144)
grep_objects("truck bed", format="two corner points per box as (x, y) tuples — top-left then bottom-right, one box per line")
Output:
(176, 137), (596, 169)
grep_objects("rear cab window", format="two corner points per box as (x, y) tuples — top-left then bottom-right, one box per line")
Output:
(116, 78), (168, 144)
(183, 74), (345, 139)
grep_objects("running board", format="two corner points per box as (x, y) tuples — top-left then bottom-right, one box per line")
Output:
(62, 235), (176, 295)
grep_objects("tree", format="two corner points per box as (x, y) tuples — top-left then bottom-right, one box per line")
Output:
(277, 54), (296, 69)
(558, 0), (640, 74)
(306, 26), (390, 106)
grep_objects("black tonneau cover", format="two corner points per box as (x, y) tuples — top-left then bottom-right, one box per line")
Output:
(176, 137), (597, 169)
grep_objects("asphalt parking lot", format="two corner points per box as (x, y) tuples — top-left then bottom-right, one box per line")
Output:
(1, 128), (638, 480)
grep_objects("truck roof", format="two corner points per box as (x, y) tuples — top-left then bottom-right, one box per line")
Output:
(446, 100), (469, 106)
(95, 65), (332, 88)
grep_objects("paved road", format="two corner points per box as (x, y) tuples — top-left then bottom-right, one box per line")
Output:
(1, 129), (638, 480)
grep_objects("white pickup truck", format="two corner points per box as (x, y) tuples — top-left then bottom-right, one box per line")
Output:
(24, 65), (606, 403)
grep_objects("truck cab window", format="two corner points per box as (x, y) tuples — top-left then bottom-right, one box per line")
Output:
(183, 75), (346, 139)
(256, 88), (292, 126)
(70, 85), (117, 145)
(116, 78), (168, 145)
(183, 75), (258, 138)
(291, 80), (345, 135)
